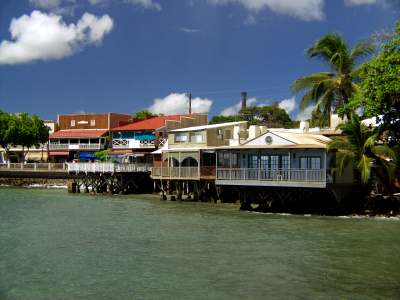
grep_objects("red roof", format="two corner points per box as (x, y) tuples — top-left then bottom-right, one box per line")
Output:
(112, 115), (192, 131)
(50, 130), (108, 138)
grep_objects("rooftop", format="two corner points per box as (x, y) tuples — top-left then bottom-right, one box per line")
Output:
(50, 129), (108, 139)
(112, 115), (194, 131)
(171, 121), (247, 132)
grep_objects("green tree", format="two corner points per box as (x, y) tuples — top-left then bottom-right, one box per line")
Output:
(16, 113), (37, 162)
(309, 108), (329, 128)
(240, 104), (297, 128)
(328, 114), (396, 193)
(95, 149), (111, 162)
(292, 33), (375, 123)
(0, 112), (50, 162)
(132, 110), (158, 121)
(211, 104), (297, 128)
(0, 111), (12, 161)
(209, 115), (242, 124)
(356, 22), (400, 145)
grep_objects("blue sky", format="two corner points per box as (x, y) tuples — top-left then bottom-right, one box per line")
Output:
(0, 0), (398, 120)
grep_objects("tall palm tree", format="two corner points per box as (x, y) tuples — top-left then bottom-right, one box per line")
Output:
(292, 33), (375, 122)
(328, 114), (396, 191)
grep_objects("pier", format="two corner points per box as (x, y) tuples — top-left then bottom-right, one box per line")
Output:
(66, 162), (153, 194)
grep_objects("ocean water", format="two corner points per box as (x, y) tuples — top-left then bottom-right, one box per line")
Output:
(0, 187), (399, 300)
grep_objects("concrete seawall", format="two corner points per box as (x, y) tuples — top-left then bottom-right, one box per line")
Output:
(0, 170), (71, 187)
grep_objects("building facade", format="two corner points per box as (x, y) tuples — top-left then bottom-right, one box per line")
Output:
(49, 113), (131, 162)
(111, 114), (208, 163)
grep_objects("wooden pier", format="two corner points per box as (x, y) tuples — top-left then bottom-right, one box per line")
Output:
(66, 162), (153, 194)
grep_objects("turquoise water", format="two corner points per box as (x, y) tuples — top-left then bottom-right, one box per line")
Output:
(0, 187), (399, 300)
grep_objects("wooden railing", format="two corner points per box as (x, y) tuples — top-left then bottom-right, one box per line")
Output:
(217, 168), (326, 182)
(151, 167), (201, 179)
(49, 143), (104, 150)
(0, 163), (67, 172)
(67, 163), (152, 173)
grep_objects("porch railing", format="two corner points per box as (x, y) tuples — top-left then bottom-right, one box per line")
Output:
(49, 143), (104, 150)
(217, 168), (325, 182)
(151, 167), (202, 179)
(67, 163), (152, 173)
(0, 162), (67, 171)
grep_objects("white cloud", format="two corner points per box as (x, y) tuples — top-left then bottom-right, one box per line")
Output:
(125, 0), (162, 10)
(243, 14), (256, 25)
(220, 98), (257, 116)
(177, 27), (200, 33)
(344, 0), (377, 5)
(208, 0), (325, 21)
(0, 11), (113, 65)
(294, 105), (314, 121)
(30, 0), (78, 15)
(30, 0), (64, 9)
(278, 97), (296, 114)
(221, 97), (296, 116)
(148, 93), (213, 115)
(31, 0), (162, 11)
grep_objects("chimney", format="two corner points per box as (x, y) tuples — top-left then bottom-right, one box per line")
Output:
(241, 91), (247, 110)
(187, 93), (192, 115)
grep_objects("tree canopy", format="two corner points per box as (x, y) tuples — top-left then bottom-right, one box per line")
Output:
(292, 33), (375, 123)
(356, 22), (400, 144)
(209, 104), (298, 128)
(132, 110), (160, 121)
(0, 111), (50, 161)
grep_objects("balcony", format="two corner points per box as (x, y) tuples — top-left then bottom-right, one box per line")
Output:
(151, 166), (216, 180)
(67, 162), (152, 173)
(49, 143), (105, 151)
(112, 139), (155, 149)
(216, 168), (326, 188)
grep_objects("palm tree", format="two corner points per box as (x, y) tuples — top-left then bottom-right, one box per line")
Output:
(292, 33), (375, 123)
(328, 114), (396, 192)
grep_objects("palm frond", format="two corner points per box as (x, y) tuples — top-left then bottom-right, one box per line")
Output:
(350, 40), (375, 65)
(334, 150), (355, 175)
(364, 133), (378, 149)
(291, 72), (333, 94)
(372, 145), (397, 161)
(307, 33), (350, 72)
(357, 154), (372, 183)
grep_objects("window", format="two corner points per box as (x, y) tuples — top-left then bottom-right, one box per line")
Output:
(231, 153), (239, 168)
(218, 152), (230, 167)
(248, 154), (258, 169)
(281, 155), (289, 169)
(217, 129), (223, 140)
(71, 120), (75, 127)
(300, 157), (321, 169)
(270, 155), (279, 170)
(224, 129), (232, 139)
(90, 119), (96, 126)
(175, 133), (187, 143)
(260, 155), (269, 169)
(190, 132), (203, 143)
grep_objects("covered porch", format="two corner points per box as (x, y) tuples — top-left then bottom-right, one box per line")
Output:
(215, 148), (328, 188)
(151, 150), (216, 180)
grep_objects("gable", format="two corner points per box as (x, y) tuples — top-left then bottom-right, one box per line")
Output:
(245, 132), (295, 146)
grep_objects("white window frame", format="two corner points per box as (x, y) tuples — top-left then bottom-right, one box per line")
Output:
(175, 133), (188, 143)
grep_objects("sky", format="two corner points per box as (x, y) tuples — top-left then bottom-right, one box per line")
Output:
(0, 0), (398, 121)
